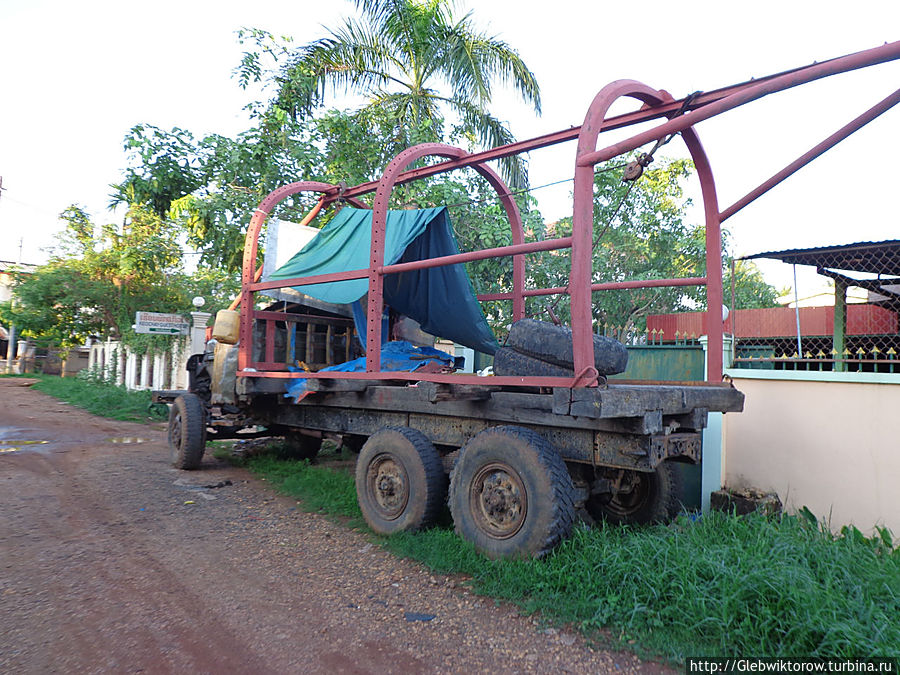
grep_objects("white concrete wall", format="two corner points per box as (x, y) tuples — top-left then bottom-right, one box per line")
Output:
(724, 371), (900, 534)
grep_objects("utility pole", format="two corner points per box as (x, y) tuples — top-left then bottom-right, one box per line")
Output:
(5, 241), (22, 373)
(3, 173), (20, 371)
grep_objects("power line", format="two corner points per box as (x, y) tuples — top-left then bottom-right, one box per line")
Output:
(443, 163), (627, 211)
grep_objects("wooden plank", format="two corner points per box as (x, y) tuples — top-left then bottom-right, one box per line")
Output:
(682, 386), (744, 413)
(490, 392), (554, 411)
(325, 324), (334, 365)
(305, 378), (377, 393)
(417, 382), (499, 402)
(265, 320), (275, 364)
(552, 388), (571, 415)
(236, 377), (288, 396)
(303, 386), (638, 433)
(571, 385), (686, 419)
(272, 405), (408, 435)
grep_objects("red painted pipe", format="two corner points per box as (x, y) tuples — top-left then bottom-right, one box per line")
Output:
(380, 237), (572, 275)
(720, 86), (900, 222)
(577, 40), (900, 168)
(476, 276), (707, 301)
(250, 268), (369, 292)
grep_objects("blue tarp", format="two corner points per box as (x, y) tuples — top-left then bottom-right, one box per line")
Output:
(270, 207), (498, 355)
(284, 341), (455, 402)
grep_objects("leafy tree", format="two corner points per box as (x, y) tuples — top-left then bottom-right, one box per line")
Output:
(502, 156), (782, 342)
(725, 259), (783, 310)
(237, 0), (541, 187)
(108, 125), (207, 219)
(109, 107), (463, 272)
(112, 2), (542, 272)
(1, 206), (238, 352)
(110, 121), (324, 271)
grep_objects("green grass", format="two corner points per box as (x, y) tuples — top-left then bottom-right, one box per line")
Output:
(227, 449), (900, 662)
(4, 373), (168, 422)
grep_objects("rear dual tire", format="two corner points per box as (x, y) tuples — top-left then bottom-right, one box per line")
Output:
(449, 426), (576, 559)
(355, 428), (447, 535)
(587, 462), (685, 525)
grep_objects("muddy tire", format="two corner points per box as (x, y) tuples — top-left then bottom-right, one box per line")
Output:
(356, 427), (447, 535)
(587, 461), (685, 525)
(282, 431), (322, 460)
(168, 393), (207, 470)
(492, 347), (574, 378)
(506, 318), (628, 375)
(449, 426), (576, 559)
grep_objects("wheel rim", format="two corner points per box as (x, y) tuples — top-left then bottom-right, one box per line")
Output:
(469, 462), (527, 539)
(168, 410), (183, 461)
(601, 470), (650, 516)
(366, 453), (409, 520)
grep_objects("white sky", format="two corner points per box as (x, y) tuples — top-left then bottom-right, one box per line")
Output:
(2, 0), (899, 293)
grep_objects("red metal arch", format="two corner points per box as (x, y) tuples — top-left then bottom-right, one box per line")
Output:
(365, 143), (525, 370)
(571, 80), (724, 382)
(237, 181), (367, 371)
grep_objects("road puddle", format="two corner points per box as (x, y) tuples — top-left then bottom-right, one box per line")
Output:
(107, 437), (150, 444)
(0, 440), (50, 453)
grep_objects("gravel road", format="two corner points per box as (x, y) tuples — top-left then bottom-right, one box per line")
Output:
(0, 378), (675, 674)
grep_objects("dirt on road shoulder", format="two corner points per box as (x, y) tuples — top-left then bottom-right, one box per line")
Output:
(0, 379), (674, 674)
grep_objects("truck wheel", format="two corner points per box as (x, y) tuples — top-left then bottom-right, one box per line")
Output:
(449, 426), (576, 559)
(587, 461), (684, 525)
(356, 427), (446, 535)
(282, 431), (322, 460)
(168, 393), (207, 470)
(505, 318), (629, 375)
(492, 347), (574, 378)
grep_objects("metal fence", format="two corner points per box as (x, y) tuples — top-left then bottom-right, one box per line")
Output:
(730, 246), (899, 373)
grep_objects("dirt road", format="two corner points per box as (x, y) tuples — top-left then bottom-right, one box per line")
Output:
(0, 379), (673, 674)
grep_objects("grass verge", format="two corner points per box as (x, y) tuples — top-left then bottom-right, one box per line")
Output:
(3, 373), (168, 423)
(223, 447), (900, 662)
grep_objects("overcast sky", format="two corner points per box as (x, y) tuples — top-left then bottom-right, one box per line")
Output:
(2, 0), (898, 292)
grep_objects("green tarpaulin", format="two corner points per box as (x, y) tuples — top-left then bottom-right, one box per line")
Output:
(270, 207), (498, 355)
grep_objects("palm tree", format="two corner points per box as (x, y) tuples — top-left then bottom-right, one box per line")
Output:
(273, 0), (541, 188)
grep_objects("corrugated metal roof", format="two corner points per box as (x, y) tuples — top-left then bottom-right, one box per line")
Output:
(741, 240), (900, 277)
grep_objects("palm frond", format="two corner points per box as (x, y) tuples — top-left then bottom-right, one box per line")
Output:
(442, 15), (541, 114)
(450, 98), (529, 189)
(277, 17), (400, 117)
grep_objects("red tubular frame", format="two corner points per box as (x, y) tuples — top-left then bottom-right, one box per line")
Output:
(236, 40), (900, 386)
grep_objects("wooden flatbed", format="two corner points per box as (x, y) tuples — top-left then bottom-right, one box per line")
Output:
(236, 377), (742, 471)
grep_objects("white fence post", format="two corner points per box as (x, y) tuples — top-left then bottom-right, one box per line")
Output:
(116, 344), (125, 386)
(140, 353), (151, 389)
(170, 338), (188, 390)
(151, 351), (164, 390)
(125, 349), (137, 390)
